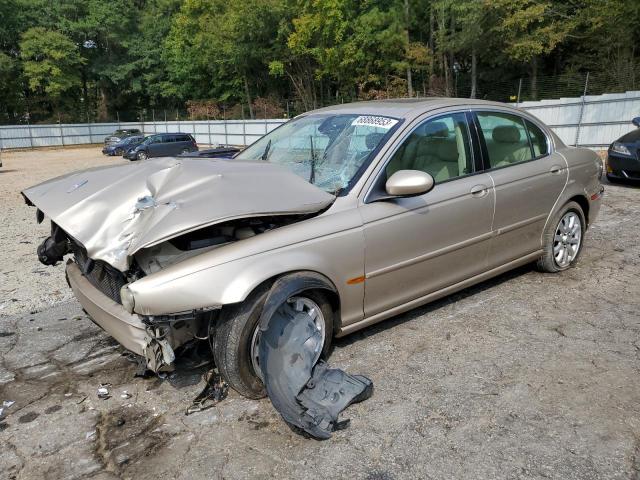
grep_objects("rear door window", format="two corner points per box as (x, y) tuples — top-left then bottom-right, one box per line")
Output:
(476, 112), (533, 169)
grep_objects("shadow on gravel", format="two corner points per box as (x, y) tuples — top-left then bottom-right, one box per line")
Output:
(602, 177), (640, 188)
(335, 263), (535, 348)
(0, 169), (19, 173)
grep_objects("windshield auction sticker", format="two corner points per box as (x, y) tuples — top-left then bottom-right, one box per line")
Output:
(352, 116), (399, 129)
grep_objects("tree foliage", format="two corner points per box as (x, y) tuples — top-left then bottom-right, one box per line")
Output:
(0, 0), (638, 123)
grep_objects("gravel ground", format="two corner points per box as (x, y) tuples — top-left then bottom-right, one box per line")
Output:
(1, 147), (640, 480)
(0, 148), (123, 317)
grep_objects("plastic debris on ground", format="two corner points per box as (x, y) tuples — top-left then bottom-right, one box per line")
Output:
(257, 279), (373, 440)
(185, 369), (229, 415)
(97, 384), (111, 399)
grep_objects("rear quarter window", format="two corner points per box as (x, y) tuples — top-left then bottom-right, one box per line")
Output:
(525, 120), (549, 157)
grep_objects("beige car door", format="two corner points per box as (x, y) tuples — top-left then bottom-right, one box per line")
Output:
(359, 112), (496, 317)
(472, 110), (568, 267)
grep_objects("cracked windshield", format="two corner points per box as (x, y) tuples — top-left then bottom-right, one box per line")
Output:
(235, 114), (399, 194)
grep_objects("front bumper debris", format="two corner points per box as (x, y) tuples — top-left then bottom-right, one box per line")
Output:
(66, 260), (201, 372)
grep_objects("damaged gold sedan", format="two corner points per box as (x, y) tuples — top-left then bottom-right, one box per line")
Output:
(23, 99), (603, 403)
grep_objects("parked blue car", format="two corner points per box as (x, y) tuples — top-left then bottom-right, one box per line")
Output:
(102, 135), (145, 156)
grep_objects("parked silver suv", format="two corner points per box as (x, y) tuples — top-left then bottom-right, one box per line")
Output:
(23, 98), (603, 398)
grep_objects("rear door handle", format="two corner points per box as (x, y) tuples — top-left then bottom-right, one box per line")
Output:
(470, 184), (489, 198)
(550, 165), (563, 174)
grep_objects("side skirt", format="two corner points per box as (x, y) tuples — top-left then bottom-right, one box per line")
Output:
(337, 250), (543, 337)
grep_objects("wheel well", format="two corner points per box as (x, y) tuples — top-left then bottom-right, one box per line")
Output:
(568, 195), (590, 225)
(244, 271), (341, 335)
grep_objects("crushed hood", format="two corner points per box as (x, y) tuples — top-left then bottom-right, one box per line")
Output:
(22, 157), (334, 271)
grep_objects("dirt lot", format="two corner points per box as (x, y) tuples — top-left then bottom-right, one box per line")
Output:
(1, 147), (640, 480)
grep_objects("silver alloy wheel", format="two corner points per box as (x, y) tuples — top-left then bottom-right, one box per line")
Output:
(137, 151), (148, 160)
(250, 296), (326, 381)
(553, 211), (582, 268)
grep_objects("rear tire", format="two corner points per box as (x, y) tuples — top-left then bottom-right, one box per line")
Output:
(212, 284), (334, 399)
(137, 151), (148, 161)
(181, 148), (190, 154)
(536, 201), (585, 273)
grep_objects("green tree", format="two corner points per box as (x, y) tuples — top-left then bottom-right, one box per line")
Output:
(19, 27), (85, 108)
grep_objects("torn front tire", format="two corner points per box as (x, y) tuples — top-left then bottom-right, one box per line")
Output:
(257, 277), (372, 440)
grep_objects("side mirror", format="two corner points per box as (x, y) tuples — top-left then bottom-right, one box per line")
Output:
(632, 117), (640, 128)
(385, 170), (435, 197)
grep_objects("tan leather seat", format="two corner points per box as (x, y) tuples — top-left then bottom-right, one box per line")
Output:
(488, 125), (531, 167)
(387, 121), (465, 181)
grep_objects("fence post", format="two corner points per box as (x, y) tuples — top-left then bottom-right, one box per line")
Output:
(58, 114), (64, 147)
(27, 116), (33, 149)
(153, 109), (157, 134)
(516, 78), (522, 106)
(87, 111), (93, 144)
(574, 72), (590, 147)
(117, 111), (120, 129)
(241, 105), (247, 146)
(264, 105), (268, 134)
(207, 112), (212, 146)
(223, 107), (228, 146)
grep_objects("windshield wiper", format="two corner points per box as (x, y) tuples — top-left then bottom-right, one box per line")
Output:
(309, 136), (317, 184)
(260, 139), (272, 161)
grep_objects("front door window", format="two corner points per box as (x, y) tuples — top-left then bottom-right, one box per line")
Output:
(385, 113), (473, 183)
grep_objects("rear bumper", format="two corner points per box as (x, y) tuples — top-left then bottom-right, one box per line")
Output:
(66, 260), (148, 355)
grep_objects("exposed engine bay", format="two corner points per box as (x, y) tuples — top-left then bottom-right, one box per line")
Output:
(35, 214), (310, 373)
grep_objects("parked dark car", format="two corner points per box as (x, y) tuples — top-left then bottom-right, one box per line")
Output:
(607, 117), (640, 182)
(123, 133), (198, 161)
(104, 128), (142, 145)
(101, 135), (145, 156)
(177, 145), (240, 159)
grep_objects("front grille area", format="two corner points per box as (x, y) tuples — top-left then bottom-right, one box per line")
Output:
(72, 243), (127, 304)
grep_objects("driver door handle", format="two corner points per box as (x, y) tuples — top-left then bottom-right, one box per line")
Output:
(470, 184), (489, 198)
(549, 165), (563, 174)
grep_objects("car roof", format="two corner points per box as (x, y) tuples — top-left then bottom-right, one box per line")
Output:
(309, 97), (522, 121)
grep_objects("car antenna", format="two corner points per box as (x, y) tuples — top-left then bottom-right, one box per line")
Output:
(261, 139), (272, 161)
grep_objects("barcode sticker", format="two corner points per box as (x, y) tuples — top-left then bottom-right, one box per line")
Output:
(352, 116), (398, 129)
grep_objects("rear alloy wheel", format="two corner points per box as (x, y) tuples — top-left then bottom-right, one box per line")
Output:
(537, 201), (585, 272)
(115, 148), (123, 155)
(181, 148), (190, 154)
(212, 286), (333, 399)
(137, 151), (148, 161)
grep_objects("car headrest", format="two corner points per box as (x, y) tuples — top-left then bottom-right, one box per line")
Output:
(423, 121), (449, 138)
(492, 125), (521, 144)
(365, 132), (386, 150)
